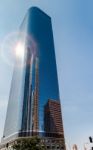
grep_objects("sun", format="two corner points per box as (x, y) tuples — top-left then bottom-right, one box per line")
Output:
(15, 42), (25, 59)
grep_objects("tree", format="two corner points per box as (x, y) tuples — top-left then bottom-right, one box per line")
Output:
(12, 136), (46, 150)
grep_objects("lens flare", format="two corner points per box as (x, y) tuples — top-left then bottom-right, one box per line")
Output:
(15, 42), (25, 59)
(1, 32), (37, 68)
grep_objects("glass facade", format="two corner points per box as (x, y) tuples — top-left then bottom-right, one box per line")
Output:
(2, 7), (65, 145)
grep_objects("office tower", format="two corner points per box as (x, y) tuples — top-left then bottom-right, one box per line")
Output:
(44, 100), (65, 138)
(1, 7), (65, 149)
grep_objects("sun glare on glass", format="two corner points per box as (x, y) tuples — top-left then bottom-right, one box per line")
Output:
(1, 32), (37, 67)
(15, 42), (25, 59)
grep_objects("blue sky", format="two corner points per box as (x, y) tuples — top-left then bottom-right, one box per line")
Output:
(0, 0), (93, 149)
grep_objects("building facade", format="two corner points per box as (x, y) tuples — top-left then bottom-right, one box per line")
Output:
(44, 100), (64, 137)
(0, 7), (65, 149)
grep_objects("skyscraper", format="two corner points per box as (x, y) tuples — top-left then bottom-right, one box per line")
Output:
(1, 7), (65, 149)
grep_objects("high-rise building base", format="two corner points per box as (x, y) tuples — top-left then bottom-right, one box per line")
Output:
(0, 136), (66, 150)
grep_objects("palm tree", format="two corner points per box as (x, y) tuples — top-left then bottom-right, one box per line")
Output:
(12, 136), (46, 150)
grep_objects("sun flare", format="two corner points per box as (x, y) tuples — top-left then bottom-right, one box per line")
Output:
(15, 42), (25, 59)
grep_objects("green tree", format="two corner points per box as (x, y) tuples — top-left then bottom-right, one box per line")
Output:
(12, 137), (46, 150)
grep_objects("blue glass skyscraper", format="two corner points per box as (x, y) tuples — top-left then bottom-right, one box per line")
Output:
(1, 7), (65, 149)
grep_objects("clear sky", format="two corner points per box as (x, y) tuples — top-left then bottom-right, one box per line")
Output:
(0, 0), (93, 149)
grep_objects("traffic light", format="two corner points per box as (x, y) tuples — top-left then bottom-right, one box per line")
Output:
(6, 143), (9, 148)
(89, 137), (93, 143)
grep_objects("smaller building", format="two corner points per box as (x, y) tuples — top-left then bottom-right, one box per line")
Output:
(44, 99), (64, 135)
(44, 99), (65, 149)
(72, 144), (78, 150)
